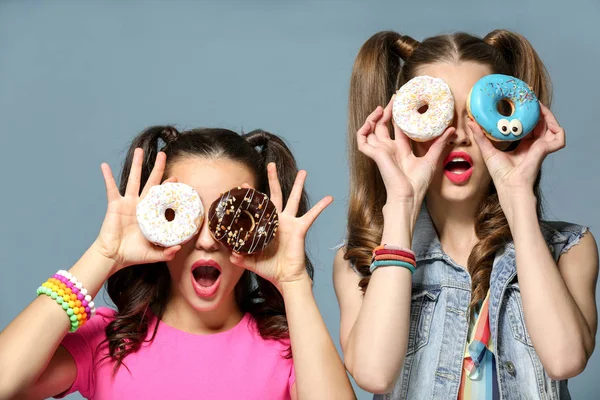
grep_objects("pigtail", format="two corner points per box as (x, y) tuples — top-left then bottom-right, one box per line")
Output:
(346, 31), (420, 290)
(104, 125), (178, 372)
(118, 125), (180, 196)
(243, 129), (304, 214)
(240, 129), (312, 353)
(484, 29), (552, 106)
(466, 30), (550, 312)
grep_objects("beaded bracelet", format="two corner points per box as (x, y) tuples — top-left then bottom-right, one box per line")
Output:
(36, 270), (96, 333)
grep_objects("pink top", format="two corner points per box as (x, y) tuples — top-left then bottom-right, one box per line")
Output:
(56, 307), (295, 399)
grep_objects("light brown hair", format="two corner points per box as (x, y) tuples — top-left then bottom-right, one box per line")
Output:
(345, 30), (550, 310)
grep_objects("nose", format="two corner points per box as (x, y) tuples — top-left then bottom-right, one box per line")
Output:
(194, 215), (220, 252)
(448, 116), (471, 147)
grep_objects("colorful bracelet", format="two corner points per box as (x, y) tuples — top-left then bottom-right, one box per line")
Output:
(373, 249), (415, 259)
(36, 270), (96, 332)
(374, 254), (416, 265)
(369, 260), (416, 274)
(370, 245), (416, 274)
(374, 244), (414, 253)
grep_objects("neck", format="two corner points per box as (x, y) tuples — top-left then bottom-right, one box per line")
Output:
(425, 195), (480, 267)
(162, 289), (244, 335)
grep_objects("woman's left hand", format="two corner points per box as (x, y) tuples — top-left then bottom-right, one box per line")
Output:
(230, 163), (333, 293)
(469, 103), (565, 195)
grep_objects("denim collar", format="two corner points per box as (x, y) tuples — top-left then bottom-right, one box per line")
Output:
(411, 205), (569, 265)
(412, 205), (445, 263)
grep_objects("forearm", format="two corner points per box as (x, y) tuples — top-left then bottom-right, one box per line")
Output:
(0, 243), (115, 395)
(282, 278), (355, 400)
(505, 194), (593, 376)
(344, 201), (414, 392)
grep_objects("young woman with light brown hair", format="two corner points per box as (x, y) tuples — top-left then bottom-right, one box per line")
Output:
(334, 30), (598, 399)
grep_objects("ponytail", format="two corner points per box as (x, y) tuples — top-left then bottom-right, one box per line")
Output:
(346, 31), (420, 289)
(243, 129), (306, 218)
(239, 130), (312, 352)
(103, 127), (180, 372)
(348, 31), (418, 141)
(484, 29), (552, 106)
(118, 125), (180, 196)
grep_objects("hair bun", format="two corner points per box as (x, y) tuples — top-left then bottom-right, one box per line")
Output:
(395, 35), (420, 60)
(243, 129), (271, 152)
(161, 126), (180, 145)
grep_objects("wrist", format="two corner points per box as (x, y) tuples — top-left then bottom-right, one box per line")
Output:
(498, 190), (538, 226)
(383, 198), (419, 219)
(278, 273), (313, 297)
(90, 241), (120, 275)
(382, 201), (418, 247)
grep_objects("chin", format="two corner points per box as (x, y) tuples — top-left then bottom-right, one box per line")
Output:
(439, 183), (479, 202)
(180, 278), (237, 313)
(429, 171), (490, 204)
(187, 292), (226, 312)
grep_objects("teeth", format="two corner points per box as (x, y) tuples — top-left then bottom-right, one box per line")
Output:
(450, 157), (466, 163)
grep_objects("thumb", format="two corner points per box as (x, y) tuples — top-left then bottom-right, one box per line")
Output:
(230, 252), (256, 272)
(163, 245), (181, 261)
(145, 245), (181, 264)
(468, 119), (497, 160)
(424, 127), (454, 165)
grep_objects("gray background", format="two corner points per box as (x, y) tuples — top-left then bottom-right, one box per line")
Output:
(1, 1), (598, 399)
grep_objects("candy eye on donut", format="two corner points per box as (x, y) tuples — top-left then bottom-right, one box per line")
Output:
(497, 119), (510, 136)
(509, 119), (523, 136)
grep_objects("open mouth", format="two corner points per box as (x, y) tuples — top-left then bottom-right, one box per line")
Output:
(191, 260), (222, 298)
(443, 152), (473, 184)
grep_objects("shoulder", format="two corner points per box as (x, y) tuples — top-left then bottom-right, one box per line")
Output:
(84, 307), (116, 333)
(540, 220), (592, 256)
(60, 307), (115, 351)
(333, 247), (350, 272)
(94, 306), (117, 321)
(72, 306), (115, 335)
(240, 315), (292, 361)
(541, 220), (589, 240)
(333, 247), (364, 279)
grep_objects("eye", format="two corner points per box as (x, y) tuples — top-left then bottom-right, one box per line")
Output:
(509, 119), (523, 136)
(497, 119), (510, 135)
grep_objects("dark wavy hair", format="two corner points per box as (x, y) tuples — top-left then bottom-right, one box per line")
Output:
(103, 126), (311, 370)
(345, 30), (549, 311)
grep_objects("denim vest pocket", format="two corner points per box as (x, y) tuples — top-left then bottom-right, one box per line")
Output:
(505, 283), (534, 347)
(406, 288), (440, 355)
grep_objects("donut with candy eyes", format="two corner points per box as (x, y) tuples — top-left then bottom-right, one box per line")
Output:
(467, 74), (540, 141)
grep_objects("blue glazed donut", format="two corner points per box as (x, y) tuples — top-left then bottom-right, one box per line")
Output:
(467, 74), (540, 141)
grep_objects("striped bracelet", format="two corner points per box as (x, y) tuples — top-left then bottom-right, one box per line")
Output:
(370, 245), (417, 275)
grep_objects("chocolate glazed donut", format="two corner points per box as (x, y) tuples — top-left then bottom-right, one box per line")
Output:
(208, 187), (279, 254)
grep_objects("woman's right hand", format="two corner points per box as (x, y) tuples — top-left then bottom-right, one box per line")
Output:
(356, 97), (453, 206)
(93, 148), (181, 272)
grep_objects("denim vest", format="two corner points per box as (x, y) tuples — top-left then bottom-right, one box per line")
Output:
(371, 208), (588, 400)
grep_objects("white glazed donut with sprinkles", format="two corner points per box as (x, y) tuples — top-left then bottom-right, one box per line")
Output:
(392, 75), (454, 142)
(136, 182), (204, 247)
